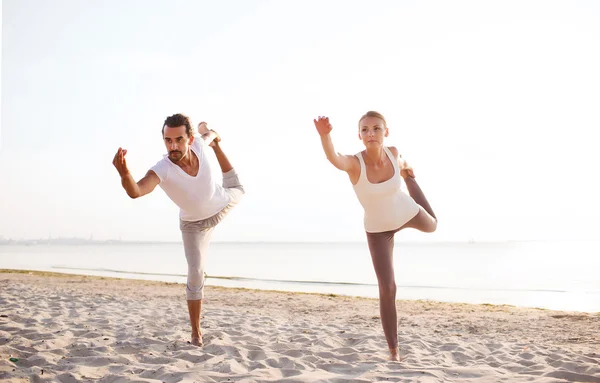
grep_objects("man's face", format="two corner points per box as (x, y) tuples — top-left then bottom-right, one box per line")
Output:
(163, 125), (193, 162)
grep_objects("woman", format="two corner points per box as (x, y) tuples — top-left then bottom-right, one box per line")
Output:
(313, 111), (437, 361)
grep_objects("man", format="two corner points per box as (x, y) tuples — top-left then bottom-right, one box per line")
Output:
(112, 113), (244, 346)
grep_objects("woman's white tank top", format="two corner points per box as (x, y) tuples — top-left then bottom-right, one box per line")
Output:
(352, 147), (420, 233)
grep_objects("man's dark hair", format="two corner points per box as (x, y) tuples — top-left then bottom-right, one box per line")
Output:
(162, 113), (193, 137)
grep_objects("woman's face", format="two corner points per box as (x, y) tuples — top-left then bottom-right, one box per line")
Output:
(358, 116), (388, 147)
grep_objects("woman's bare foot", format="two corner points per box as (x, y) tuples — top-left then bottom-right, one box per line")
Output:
(400, 163), (415, 179)
(389, 347), (401, 362)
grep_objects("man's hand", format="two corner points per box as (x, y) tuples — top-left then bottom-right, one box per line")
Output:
(112, 148), (159, 199)
(198, 122), (221, 147)
(207, 130), (221, 147)
(314, 116), (333, 137)
(113, 148), (130, 178)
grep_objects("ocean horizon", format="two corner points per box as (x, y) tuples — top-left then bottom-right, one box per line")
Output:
(1, 240), (598, 313)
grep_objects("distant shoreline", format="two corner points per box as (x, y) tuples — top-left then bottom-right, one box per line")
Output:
(0, 238), (593, 246)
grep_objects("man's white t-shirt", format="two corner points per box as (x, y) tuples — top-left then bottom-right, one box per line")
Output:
(150, 135), (231, 221)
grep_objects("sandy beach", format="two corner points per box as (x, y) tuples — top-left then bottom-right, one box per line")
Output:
(0, 270), (598, 382)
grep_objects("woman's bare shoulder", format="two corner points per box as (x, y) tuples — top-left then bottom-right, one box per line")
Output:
(387, 146), (400, 158)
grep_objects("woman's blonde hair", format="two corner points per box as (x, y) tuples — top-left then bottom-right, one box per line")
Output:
(358, 111), (387, 130)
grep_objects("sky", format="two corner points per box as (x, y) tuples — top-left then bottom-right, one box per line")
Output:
(1, 0), (599, 243)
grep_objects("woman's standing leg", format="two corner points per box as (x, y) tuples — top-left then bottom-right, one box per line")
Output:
(367, 230), (401, 361)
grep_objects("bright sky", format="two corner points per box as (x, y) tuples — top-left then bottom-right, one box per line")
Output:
(1, 0), (598, 243)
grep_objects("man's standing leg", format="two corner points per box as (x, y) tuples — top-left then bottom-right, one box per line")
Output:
(182, 125), (242, 347)
(181, 223), (214, 346)
(186, 300), (202, 346)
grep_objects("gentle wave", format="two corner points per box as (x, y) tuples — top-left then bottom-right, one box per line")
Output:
(52, 266), (587, 294)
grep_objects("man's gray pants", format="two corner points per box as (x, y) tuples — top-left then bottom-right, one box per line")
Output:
(179, 169), (244, 300)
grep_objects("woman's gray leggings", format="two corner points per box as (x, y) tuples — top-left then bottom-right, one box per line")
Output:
(366, 228), (401, 350)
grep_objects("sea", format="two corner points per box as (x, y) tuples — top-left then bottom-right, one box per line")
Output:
(1, 240), (598, 313)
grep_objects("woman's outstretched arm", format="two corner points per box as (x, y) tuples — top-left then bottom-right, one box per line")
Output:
(314, 116), (357, 172)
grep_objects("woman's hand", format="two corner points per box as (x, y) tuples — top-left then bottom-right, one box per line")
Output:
(399, 160), (415, 179)
(313, 116), (332, 137)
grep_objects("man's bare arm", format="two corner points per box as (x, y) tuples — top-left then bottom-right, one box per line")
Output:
(121, 170), (160, 199)
(113, 147), (160, 199)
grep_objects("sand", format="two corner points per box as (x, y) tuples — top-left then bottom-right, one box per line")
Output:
(1, 270), (598, 382)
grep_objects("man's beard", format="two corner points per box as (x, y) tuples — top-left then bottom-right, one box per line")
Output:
(169, 150), (183, 161)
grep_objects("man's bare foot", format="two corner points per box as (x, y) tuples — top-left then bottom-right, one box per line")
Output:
(190, 335), (203, 347)
(197, 122), (210, 135)
(198, 122), (221, 147)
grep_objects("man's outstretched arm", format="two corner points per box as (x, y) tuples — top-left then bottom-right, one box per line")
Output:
(121, 169), (160, 199)
(112, 147), (160, 199)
